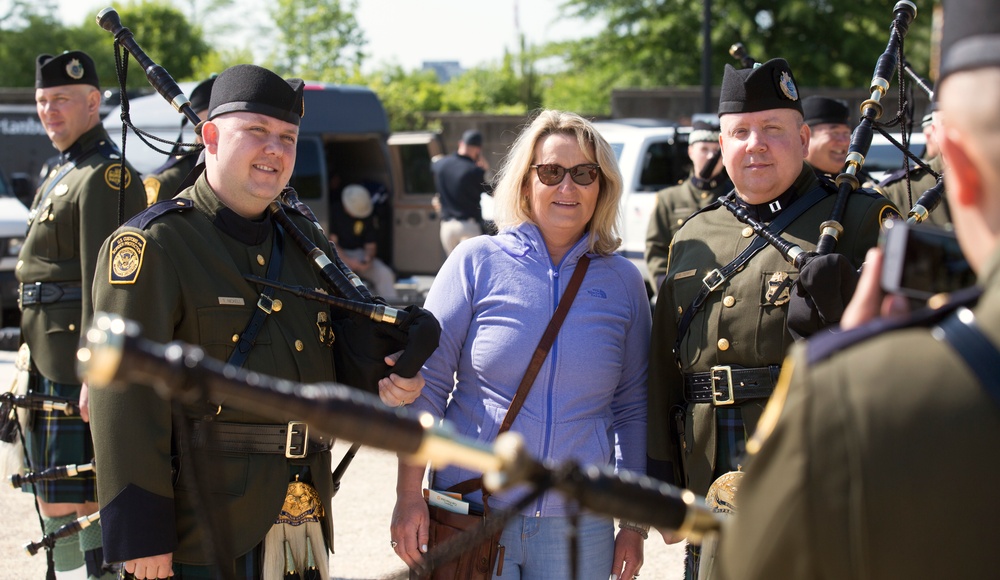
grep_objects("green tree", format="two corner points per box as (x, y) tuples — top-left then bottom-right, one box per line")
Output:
(267, 0), (366, 82)
(360, 65), (444, 131)
(111, 1), (211, 90)
(556, 0), (934, 97)
(0, 0), (210, 90)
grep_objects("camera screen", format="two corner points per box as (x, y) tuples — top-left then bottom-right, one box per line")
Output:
(899, 227), (976, 297)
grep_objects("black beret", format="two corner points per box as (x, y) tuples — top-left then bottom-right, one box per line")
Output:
(802, 96), (849, 127)
(940, 0), (1000, 82)
(35, 51), (100, 90)
(207, 64), (304, 126)
(461, 129), (483, 147)
(188, 76), (216, 114)
(689, 118), (721, 143)
(718, 58), (802, 116)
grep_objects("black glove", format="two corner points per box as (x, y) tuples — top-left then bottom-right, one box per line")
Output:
(330, 305), (441, 395)
(787, 253), (860, 340)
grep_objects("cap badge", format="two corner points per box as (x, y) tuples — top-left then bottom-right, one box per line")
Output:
(779, 71), (798, 101)
(66, 58), (85, 80)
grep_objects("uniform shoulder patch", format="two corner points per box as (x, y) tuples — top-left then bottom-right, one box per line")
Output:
(878, 203), (903, 227)
(109, 232), (146, 284)
(103, 163), (133, 189)
(124, 198), (194, 230)
(143, 176), (161, 207)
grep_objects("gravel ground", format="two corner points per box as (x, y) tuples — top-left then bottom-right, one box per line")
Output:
(0, 350), (684, 579)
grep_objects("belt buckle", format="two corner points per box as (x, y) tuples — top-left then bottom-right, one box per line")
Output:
(285, 421), (308, 458)
(702, 269), (724, 292)
(257, 294), (274, 314)
(711, 365), (735, 406)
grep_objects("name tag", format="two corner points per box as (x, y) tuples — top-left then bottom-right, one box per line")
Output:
(674, 269), (697, 281)
(218, 297), (245, 306)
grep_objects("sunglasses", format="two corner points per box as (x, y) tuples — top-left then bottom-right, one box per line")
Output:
(531, 163), (601, 186)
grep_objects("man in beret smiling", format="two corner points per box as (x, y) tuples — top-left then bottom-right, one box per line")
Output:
(646, 58), (895, 578)
(88, 64), (425, 579)
(19, 50), (146, 579)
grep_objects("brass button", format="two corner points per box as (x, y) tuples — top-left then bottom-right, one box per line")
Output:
(676, 218), (684, 225)
(257, 254), (265, 266)
(272, 299), (282, 312)
(718, 338), (730, 351)
(295, 340), (304, 351)
(701, 192), (709, 199)
(232, 334), (239, 343)
(741, 226), (753, 238)
(677, 306), (683, 315)
(68, 324), (76, 331)
(723, 296), (736, 307)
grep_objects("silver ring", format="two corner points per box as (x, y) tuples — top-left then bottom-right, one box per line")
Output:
(390, 540), (398, 549)
(397, 401), (406, 408)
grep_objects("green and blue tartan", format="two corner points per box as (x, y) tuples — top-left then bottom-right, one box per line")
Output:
(22, 375), (97, 503)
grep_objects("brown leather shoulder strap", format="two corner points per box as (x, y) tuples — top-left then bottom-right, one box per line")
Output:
(447, 254), (591, 497)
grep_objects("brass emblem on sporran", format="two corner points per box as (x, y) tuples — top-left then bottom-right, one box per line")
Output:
(698, 469), (744, 580)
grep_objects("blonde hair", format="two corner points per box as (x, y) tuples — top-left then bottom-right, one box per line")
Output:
(492, 110), (623, 255)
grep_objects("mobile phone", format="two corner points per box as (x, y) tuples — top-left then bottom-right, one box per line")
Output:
(879, 220), (976, 300)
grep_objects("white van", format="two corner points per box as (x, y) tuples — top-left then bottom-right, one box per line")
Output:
(592, 119), (693, 295)
(0, 170), (28, 329)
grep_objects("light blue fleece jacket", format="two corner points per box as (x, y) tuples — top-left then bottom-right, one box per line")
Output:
(412, 222), (651, 516)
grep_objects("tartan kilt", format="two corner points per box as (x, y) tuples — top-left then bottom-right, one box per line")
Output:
(713, 406), (747, 480)
(21, 375), (97, 503)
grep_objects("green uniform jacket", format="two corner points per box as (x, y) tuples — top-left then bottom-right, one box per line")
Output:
(715, 247), (1000, 580)
(89, 175), (337, 564)
(645, 172), (733, 290)
(17, 124), (146, 384)
(648, 164), (897, 494)
(143, 152), (199, 206)
(878, 155), (950, 228)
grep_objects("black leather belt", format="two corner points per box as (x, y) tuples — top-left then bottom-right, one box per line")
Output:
(20, 282), (82, 306)
(683, 365), (781, 405)
(190, 420), (332, 458)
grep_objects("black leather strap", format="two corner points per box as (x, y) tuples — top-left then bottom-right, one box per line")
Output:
(934, 307), (1000, 408)
(190, 420), (332, 457)
(673, 186), (831, 360)
(229, 223), (285, 368)
(683, 365), (781, 404)
(19, 282), (82, 306)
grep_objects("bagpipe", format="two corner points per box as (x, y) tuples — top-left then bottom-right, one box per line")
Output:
(13, 460), (101, 557)
(79, 313), (725, 578)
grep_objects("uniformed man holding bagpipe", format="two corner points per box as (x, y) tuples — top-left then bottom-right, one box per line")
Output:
(85, 31), (437, 579)
(16, 48), (147, 579)
(711, 0), (1000, 576)
(647, 56), (899, 578)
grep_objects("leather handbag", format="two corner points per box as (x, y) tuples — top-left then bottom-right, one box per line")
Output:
(418, 255), (591, 580)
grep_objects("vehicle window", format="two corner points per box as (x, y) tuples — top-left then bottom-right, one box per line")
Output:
(397, 143), (435, 196)
(608, 142), (625, 161)
(639, 141), (684, 191)
(290, 137), (324, 200)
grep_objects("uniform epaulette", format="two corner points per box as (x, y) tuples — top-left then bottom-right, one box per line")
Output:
(806, 285), (984, 365)
(150, 152), (196, 176)
(124, 198), (194, 230)
(97, 138), (124, 161)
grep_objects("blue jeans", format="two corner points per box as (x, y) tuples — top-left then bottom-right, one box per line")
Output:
(494, 513), (614, 580)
